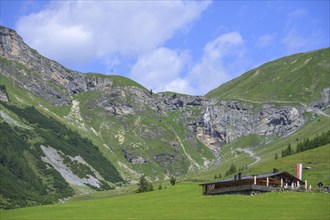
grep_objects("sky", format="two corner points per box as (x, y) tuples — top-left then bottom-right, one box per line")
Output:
(1, 1), (329, 95)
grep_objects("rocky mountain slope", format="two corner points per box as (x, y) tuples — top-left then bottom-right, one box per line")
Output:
(1, 26), (329, 208)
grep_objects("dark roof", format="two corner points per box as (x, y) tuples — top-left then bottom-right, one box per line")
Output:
(221, 172), (283, 182)
(200, 172), (304, 186)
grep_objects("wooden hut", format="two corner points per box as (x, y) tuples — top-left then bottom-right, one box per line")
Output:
(200, 171), (305, 195)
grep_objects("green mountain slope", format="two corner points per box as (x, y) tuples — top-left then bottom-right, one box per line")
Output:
(0, 101), (123, 209)
(206, 48), (330, 104)
(2, 141), (330, 219)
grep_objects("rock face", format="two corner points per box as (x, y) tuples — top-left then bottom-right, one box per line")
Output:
(0, 27), (132, 107)
(192, 101), (305, 159)
(153, 153), (176, 166)
(121, 149), (149, 164)
(148, 95), (307, 163)
(41, 145), (104, 189)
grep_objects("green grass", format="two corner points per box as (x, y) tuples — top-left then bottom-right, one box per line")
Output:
(85, 73), (148, 91)
(1, 181), (329, 220)
(206, 48), (330, 104)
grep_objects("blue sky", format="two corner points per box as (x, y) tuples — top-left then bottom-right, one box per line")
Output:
(1, 1), (329, 95)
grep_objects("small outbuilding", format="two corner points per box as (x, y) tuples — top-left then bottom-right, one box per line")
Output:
(200, 171), (305, 195)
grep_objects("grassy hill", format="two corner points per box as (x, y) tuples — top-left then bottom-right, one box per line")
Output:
(1, 143), (329, 219)
(85, 73), (148, 91)
(206, 48), (330, 104)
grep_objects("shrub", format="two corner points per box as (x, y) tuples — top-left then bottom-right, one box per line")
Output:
(170, 176), (176, 186)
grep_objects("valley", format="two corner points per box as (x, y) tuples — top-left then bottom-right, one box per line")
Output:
(1, 143), (329, 219)
(0, 25), (329, 216)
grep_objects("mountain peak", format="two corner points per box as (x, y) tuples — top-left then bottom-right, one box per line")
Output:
(0, 26), (26, 61)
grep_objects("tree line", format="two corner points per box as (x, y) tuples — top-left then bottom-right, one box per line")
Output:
(137, 175), (176, 193)
(279, 131), (330, 159)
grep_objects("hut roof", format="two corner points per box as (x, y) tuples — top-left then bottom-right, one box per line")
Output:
(200, 171), (304, 186)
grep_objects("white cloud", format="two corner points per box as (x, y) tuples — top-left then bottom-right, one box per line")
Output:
(16, 0), (210, 67)
(163, 79), (193, 95)
(256, 34), (275, 48)
(187, 32), (244, 95)
(15, 1), (246, 95)
(281, 29), (312, 53)
(130, 47), (191, 93)
(282, 8), (323, 54)
(131, 32), (245, 95)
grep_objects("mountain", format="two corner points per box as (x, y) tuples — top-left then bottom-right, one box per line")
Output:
(0, 26), (329, 209)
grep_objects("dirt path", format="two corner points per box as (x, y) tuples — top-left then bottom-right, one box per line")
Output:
(236, 148), (261, 167)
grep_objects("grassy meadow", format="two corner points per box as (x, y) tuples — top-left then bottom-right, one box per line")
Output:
(1, 181), (329, 220)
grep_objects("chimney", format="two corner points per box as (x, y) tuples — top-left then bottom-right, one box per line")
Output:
(273, 168), (279, 173)
(238, 172), (243, 180)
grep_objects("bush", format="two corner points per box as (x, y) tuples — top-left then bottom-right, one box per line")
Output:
(170, 176), (176, 186)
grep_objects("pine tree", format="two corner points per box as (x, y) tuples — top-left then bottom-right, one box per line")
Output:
(287, 143), (293, 155)
(296, 142), (302, 153)
(137, 175), (150, 193)
(275, 153), (279, 160)
(228, 163), (237, 175)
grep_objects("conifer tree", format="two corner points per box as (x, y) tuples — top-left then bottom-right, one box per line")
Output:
(137, 175), (151, 193)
